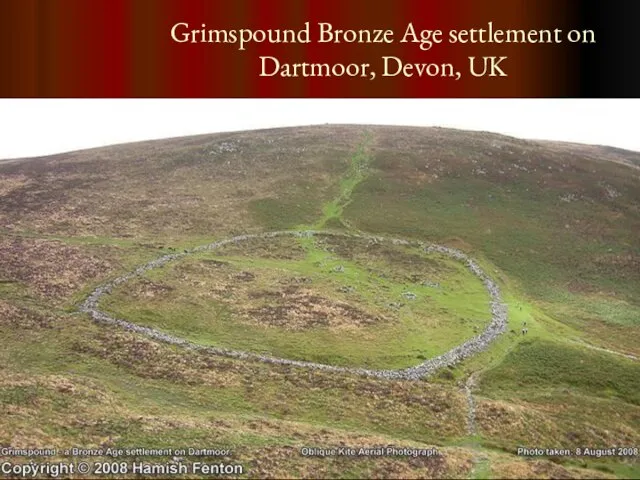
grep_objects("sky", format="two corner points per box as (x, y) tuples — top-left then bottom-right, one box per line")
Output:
(0, 99), (638, 159)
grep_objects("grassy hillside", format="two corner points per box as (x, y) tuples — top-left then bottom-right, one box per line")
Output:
(1, 125), (638, 478)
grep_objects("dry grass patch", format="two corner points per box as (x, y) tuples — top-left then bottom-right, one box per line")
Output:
(71, 330), (244, 388)
(491, 459), (615, 479)
(0, 237), (117, 302)
(244, 286), (386, 331)
(0, 300), (57, 329)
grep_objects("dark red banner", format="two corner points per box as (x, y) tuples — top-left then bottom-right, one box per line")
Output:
(0, 0), (637, 97)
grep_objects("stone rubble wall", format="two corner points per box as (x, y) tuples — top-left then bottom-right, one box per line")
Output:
(79, 230), (507, 380)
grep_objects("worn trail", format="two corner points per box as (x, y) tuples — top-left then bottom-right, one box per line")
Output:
(79, 230), (508, 380)
(464, 373), (478, 435)
(570, 340), (638, 362)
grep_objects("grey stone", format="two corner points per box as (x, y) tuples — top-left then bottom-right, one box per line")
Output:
(78, 230), (508, 381)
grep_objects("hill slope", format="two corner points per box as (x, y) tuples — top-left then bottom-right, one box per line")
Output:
(1, 125), (638, 479)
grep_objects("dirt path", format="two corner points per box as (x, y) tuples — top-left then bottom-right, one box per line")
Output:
(570, 340), (638, 361)
(314, 133), (373, 229)
(79, 230), (508, 380)
(464, 373), (478, 435)
(462, 372), (492, 478)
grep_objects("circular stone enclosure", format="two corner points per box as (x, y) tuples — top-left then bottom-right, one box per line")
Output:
(95, 231), (497, 370)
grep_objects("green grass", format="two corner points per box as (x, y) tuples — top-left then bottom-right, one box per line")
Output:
(0, 385), (41, 406)
(470, 457), (491, 479)
(101, 236), (493, 369)
(544, 290), (640, 326)
(345, 169), (639, 298)
(248, 181), (328, 230)
(314, 135), (373, 229)
(478, 339), (640, 405)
